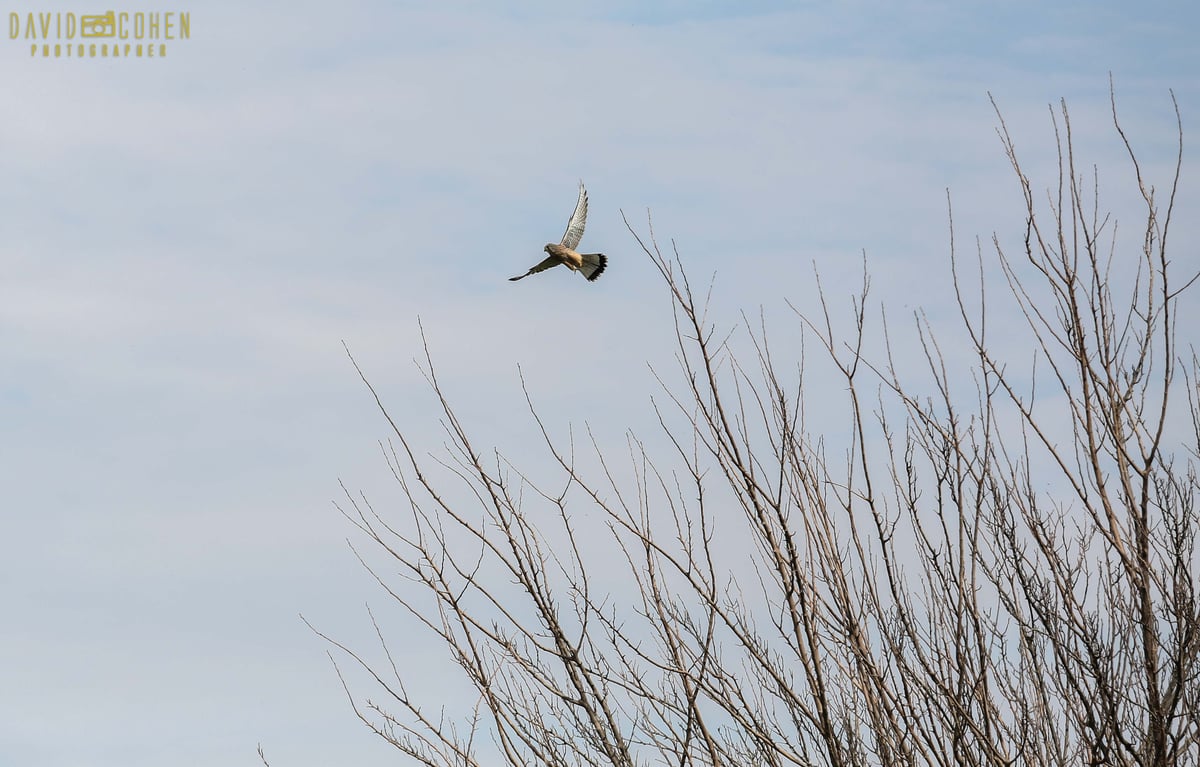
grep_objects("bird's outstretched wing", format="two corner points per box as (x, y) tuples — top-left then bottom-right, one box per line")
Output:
(559, 180), (588, 251)
(509, 254), (561, 281)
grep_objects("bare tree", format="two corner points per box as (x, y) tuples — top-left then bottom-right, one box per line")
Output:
(318, 86), (1199, 766)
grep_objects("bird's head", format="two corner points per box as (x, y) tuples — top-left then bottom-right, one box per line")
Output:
(544, 244), (555, 254)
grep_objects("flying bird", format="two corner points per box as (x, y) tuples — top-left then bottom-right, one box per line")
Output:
(510, 181), (607, 282)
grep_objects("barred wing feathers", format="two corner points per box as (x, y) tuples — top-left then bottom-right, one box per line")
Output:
(560, 180), (589, 251)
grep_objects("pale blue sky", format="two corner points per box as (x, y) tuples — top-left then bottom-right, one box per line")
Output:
(2, 1), (1197, 765)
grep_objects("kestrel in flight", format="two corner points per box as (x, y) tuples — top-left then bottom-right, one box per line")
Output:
(510, 181), (608, 282)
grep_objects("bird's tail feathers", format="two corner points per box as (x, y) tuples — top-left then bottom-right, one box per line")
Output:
(579, 253), (607, 282)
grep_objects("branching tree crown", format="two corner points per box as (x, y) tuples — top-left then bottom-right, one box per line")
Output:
(319, 88), (1199, 767)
